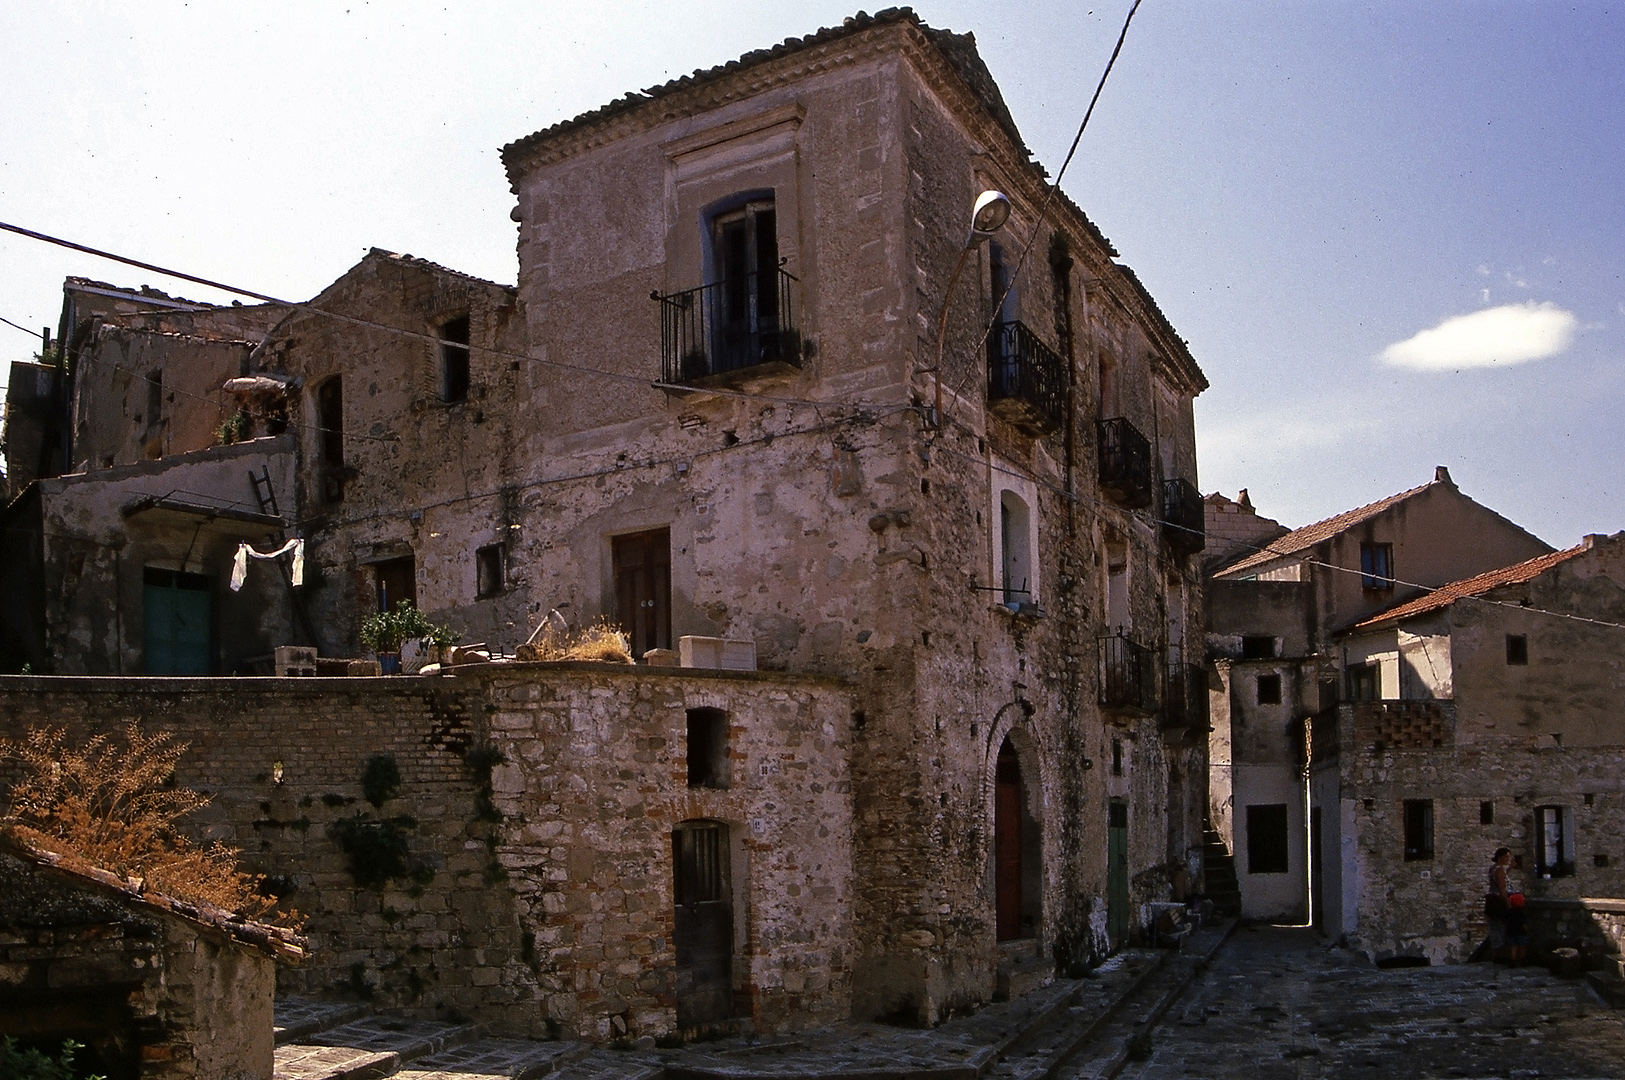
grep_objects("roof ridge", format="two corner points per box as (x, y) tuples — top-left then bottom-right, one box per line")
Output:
(365, 247), (515, 291)
(1218, 479), (1436, 576)
(1352, 543), (1589, 628)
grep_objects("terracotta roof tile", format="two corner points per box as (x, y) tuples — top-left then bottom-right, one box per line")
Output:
(1217, 480), (1437, 577)
(1352, 544), (1588, 628)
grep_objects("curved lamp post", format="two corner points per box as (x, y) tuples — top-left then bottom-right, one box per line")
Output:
(927, 190), (1011, 428)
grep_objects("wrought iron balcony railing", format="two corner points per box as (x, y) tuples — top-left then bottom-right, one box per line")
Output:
(1099, 632), (1158, 714)
(652, 267), (799, 384)
(986, 319), (1066, 434)
(1163, 656), (1209, 733)
(1161, 477), (1206, 556)
(1098, 417), (1153, 508)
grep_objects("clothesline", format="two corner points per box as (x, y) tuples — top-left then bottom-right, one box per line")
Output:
(230, 538), (304, 591)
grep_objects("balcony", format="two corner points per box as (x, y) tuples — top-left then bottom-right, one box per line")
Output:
(1161, 477), (1206, 556)
(1098, 417), (1152, 508)
(986, 320), (1066, 434)
(653, 268), (799, 385)
(1099, 632), (1157, 715)
(1163, 650), (1209, 736)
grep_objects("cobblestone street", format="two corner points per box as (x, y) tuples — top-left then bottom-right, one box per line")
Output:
(1123, 925), (1625, 1080)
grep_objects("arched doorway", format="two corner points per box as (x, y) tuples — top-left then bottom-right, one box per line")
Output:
(994, 737), (1040, 940)
(672, 820), (733, 1027)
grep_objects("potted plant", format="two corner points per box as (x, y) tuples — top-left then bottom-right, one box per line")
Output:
(359, 602), (434, 674)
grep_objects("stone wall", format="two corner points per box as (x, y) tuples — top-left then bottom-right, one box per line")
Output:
(0, 665), (851, 1041)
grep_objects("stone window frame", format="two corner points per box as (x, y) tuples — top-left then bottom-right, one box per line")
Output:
(1535, 804), (1576, 878)
(989, 463), (1041, 612)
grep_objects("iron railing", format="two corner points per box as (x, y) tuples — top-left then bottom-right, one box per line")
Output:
(1099, 632), (1158, 714)
(1161, 477), (1206, 556)
(1163, 653), (1209, 732)
(986, 319), (1066, 433)
(653, 267), (799, 384)
(1098, 417), (1152, 508)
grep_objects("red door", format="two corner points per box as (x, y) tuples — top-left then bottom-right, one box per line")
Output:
(995, 741), (1024, 940)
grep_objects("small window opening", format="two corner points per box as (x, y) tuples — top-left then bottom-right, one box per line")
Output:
(1348, 663), (1380, 702)
(921, 478), (931, 495)
(1480, 801), (1494, 825)
(1403, 799), (1434, 861)
(1241, 635), (1276, 660)
(1597, 853), (1611, 868)
(1506, 634), (1528, 665)
(686, 708), (729, 789)
(476, 544), (505, 599)
(1246, 804), (1289, 875)
(1536, 805), (1575, 877)
(1256, 673), (1282, 706)
(1111, 738), (1123, 777)
(1360, 542), (1394, 591)
(440, 315), (471, 403)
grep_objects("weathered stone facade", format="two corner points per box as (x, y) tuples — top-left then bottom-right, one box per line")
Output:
(1316, 532), (1625, 963)
(3, 10), (1212, 1031)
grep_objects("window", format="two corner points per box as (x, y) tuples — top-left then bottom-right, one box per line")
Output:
(316, 377), (345, 504)
(1480, 801), (1494, 825)
(373, 555), (415, 613)
(1403, 799), (1434, 861)
(1111, 737), (1123, 777)
(613, 528), (671, 660)
(439, 315), (471, 403)
(1360, 542), (1394, 591)
(1246, 804), (1289, 874)
(709, 198), (781, 374)
(1256, 673), (1282, 706)
(1241, 635), (1276, 660)
(999, 490), (1032, 607)
(1105, 540), (1129, 631)
(1506, 634), (1529, 665)
(686, 708), (729, 789)
(1348, 663), (1380, 702)
(476, 544), (505, 598)
(1536, 805), (1575, 877)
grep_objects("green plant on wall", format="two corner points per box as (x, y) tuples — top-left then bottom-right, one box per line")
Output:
(0, 1037), (102, 1080)
(358, 601), (455, 656)
(361, 754), (401, 808)
(329, 753), (433, 889)
(215, 410), (251, 446)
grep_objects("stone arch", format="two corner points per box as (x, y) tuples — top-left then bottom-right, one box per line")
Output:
(983, 704), (1044, 941)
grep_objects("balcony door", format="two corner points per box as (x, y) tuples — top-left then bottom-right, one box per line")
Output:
(710, 199), (778, 372)
(613, 528), (670, 660)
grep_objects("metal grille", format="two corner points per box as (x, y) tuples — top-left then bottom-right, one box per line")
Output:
(653, 268), (799, 383)
(1161, 477), (1206, 555)
(986, 319), (1067, 432)
(1099, 632), (1157, 713)
(1098, 417), (1152, 507)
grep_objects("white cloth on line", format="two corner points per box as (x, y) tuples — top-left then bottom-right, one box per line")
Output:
(230, 538), (304, 591)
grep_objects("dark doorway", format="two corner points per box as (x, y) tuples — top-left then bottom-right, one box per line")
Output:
(673, 820), (733, 1027)
(142, 567), (211, 675)
(613, 528), (670, 660)
(1310, 806), (1324, 931)
(994, 738), (1039, 940)
(316, 377), (345, 504)
(1107, 799), (1129, 948)
(373, 556), (416, 612)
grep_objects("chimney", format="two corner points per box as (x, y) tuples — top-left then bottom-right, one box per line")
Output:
(1237, 488), (1253, 510)
(1434, 466), (1453, 486)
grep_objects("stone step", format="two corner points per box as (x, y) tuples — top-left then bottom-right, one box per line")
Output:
(396, 1036), (591, 1079)
(997, 952), (1056, 1003)
(275, 997), (374, 1046)
(275, 1016), (482, 1080)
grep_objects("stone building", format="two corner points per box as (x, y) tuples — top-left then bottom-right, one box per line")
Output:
(2, 9), (1212, 1032)
(0, 830), (304, 1080)
(1316, 531), (1625, 963)
(1204, 468), (1551, 921)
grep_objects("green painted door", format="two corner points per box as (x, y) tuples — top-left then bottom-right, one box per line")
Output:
(143, 568), (212, 675)
(1108, 799), (1129, 948)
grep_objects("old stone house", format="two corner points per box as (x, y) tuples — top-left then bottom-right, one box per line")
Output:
(1318, 531), (1625, 964)
(0, 830), (304, 1080)
(1204, 468), (1552, 921)
(1, 9), (1212, 1034)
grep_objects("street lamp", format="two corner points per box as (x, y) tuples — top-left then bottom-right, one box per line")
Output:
(928, 190), (1011, 428)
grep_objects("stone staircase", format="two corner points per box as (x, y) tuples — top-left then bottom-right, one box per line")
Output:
(1201, 827), (1241, 917)
(996, 937), (1055, 1002)
(273, 998), (596, 1080)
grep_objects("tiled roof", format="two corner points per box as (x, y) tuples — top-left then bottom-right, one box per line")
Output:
(0, 829), (305, 963)
(1352, 544), (1588, 628)
(1216, 480), (1436, 578)
(501, 8), (1032, 172)
(1114, 263), (1207, 392)
(366, 248), (514, 292)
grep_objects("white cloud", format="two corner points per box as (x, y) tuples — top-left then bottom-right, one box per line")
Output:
(1379, 302), (1578, 372)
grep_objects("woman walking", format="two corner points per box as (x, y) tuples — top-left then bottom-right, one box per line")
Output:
(1486, 847), (1527, 964)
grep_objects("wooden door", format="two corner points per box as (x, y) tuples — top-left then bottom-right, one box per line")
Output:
(995, 741), (1024, 940)
(613, 529), (670, 660)
(1108, 800), (1129, 948)
(143, 568), (211, 675)
(673, 821), (732, 1027)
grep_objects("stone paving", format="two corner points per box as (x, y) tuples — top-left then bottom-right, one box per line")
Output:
(1118, 924), (1625, 1080)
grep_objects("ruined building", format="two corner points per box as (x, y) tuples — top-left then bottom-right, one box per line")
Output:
(1, 10), (1210, 1035)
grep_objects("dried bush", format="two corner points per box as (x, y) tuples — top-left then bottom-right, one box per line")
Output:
(526, 619), (633, 664)
(0, 722), (294, 926)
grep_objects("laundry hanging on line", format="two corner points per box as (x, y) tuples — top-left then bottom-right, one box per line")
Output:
(230, 538), (305, 591)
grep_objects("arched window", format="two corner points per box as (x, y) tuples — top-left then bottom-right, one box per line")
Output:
(999, 490), (1032, 608)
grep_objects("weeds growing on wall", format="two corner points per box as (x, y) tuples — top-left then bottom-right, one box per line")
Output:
(361, 754), (401, 808)
(0, 1037), (101, 1080)
(0, 722), (296, 926)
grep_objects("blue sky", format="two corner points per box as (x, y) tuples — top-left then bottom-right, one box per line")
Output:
(1, 1), (1619, 543)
